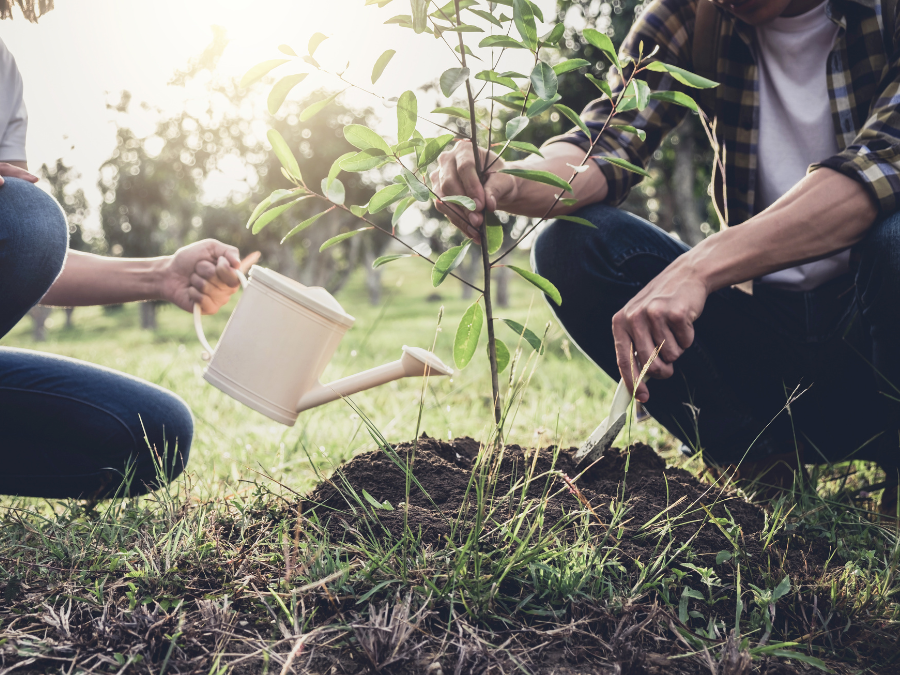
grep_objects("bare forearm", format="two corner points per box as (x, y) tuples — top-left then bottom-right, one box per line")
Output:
(497, 143), (609, 217)
(41, 251), (167, 307)
(680, 169), (878, 292)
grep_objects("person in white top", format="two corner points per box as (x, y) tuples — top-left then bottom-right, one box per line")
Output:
(0, 21), (258, 499)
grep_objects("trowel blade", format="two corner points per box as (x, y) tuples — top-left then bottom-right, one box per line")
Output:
(575, 412), (627, 471)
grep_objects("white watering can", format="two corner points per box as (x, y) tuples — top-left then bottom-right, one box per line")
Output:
(193, 265), (453, 426)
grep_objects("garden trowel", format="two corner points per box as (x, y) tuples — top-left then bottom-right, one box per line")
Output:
(574, 376), (642, 471)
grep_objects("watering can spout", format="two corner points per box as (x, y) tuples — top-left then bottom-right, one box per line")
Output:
(295, 346), (453, 413)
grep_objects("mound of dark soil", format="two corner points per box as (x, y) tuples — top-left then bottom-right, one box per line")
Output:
(305, 436), (832, 575)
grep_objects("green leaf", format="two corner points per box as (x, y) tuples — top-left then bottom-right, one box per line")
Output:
(410, 0), (428, 32)
(554, 103), (590, 138)
(644, 61), (718, 89)
(627, 79), (651, 110)
(490, 339), (511, 373)
(501, 318), (542, 352)
(486, 224), (503, 254)
(454, 301), (484, 369)
(499, 168), (572, 193)
(371, 49), (396, 84)
(278, 44), (297, 56)
(556, 214), (596, 228)
(281, 209), (329, 243)
(559, 197), (578, 206)
(585, 73), (612, 98)
(530, 61), (558, 100)
(512, 0), (537, 50)
(373, 253), (411, 268)
(320, 227), (370, 252)
(267, 73), (308, 115)
(526, 93), (561, 118)
(610, 124), (647, 141)
(250, 196), (309, 234)
(397, 90), (417, 143)
(503, 141), (543, 157)
(432, 241), (471, 287)
(240, 59), (289, 87)
(469, 7), (502, 26)
(430, 0), (478, 18)
(308, 32), (329, 56)
(267, 129), (302, 182)
(369, 183), (410, 213)
(540, 22), (565, 46)
(648, 90), (699, 112)
(475, 69), (519, 90)
(328, 152), (355, 187)
(765, 651), (829, 672)
(302, 55), (320, 68)
(437, 23), (484, 33)
(320, 177), (345, 205)
(505, 116), (528, 140)
(350, 205), (368, 217)
(508, 265), (562, 305)
(362, 489), (394, 511)
(527, 0), (543, 22)
(582, 28), (619, 68)
(300, 91), (341, 121)
(441, 195), (477, 211)
(392, 195), (416, 226)
(394, 138), (424, 157)
(600, 156), (651, 177)
(440, 67), (470, 97)
(715, 551), (732, 565)
(553, 58), (590, 75)
(772, 576), (792, 602)
(246, 188), (298, 229)
(432, 106), (470, 118)
(341, 149), (391, 172)
(418, 134), (455, 168)
(343, 124), (392, 154)
(401, 168), (431, 202)
(478, 35), (527, 49)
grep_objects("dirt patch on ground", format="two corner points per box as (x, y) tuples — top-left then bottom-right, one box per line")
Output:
(305, 436), (831, 575)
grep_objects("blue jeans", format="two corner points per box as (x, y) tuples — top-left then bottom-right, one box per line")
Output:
(0, 178), (193, 498)
(533, 204), (900, 469)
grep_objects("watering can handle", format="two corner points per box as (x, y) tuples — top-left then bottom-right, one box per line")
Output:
(193, 269), (248, 361)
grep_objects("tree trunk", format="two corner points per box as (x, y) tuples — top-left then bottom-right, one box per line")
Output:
(140, 302), (157, 330)
(495, 263), (510, 308)
(671, 123), (704, 247)
(64, 307), (75, 329)
(29, 306), (51, 341)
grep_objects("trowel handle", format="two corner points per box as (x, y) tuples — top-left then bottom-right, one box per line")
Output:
(193, 269), (248, 362)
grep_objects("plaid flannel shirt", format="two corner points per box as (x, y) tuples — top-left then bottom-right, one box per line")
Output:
(548, 0), (900, 225)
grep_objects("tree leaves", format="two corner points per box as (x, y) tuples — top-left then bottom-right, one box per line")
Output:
(644, 61), (718, 89)
(490, 339), (510, 373)
(369, 183), (409, 213)
(554, 103), (590, 138)
(454, 301), (483, 368)
(328, 152), (354, 187)
(417, 134), (455, 168)
(600, 156), (651, 177)
(319, 227), (370, 252)
(629, 79), (651, 110)
(432, 241), (471, 287)
(321, 177), (345, 205)
(500, 318), (543, 352)
(512, 0), (537, 50)
(499, 168), (572, 192)
(503, 141), (543, 157)
(373, 253), (411, 268)
(300, 91), (341, 121)
(341, 149), (391, 172)
(486, 225), (503, 254)
(343, 125), (393, 154)
(432, 106), (469, 118)
(267, 129), (302, 182)
(479, 35), (527, 49)
(440, 67), (470, 97)
(530, 61), (558, 100)
(281, 209), (330, 243)
(553, 58), (590, 75)
(508, 265), (562, 305)
(526, 93), (560, 118)
(267, 74), (308, 115)
(392, 195), (416, 226)
(410, 0), (428, 32)
(308, 32), (329, 56)
(246, 188), (297, 229)
(469, 7), (502, 26)
(585, 73), (612, 98)
(372, 49), (397, 83)
(397, 90), (417, 143)
(582, 29), (619, 68)
(556, 214), (596, 228)
(250, 196), (309, 234)
(441, 195), (477, 211)
(505, 116), (529, 140)
(401, 167), (431, 202)
(611, 124), (647, 141)
(475, 70), (518, 90)
(648, 90), (699, 112)
(240, 59), (289, 88)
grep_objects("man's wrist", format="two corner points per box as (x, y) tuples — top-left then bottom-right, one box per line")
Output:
(147, 256), (172, 302)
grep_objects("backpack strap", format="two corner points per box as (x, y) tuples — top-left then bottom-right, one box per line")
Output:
(692, 0), (723, 115)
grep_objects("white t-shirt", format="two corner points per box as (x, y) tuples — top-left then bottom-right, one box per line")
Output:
(754, 1), (848, 292)
(0, 35), (27, 162)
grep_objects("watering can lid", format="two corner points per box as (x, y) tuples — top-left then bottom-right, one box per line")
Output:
(249, 265), (355, 328)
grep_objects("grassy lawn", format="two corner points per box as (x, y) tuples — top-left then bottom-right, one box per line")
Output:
(0, 262), (898, 674)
